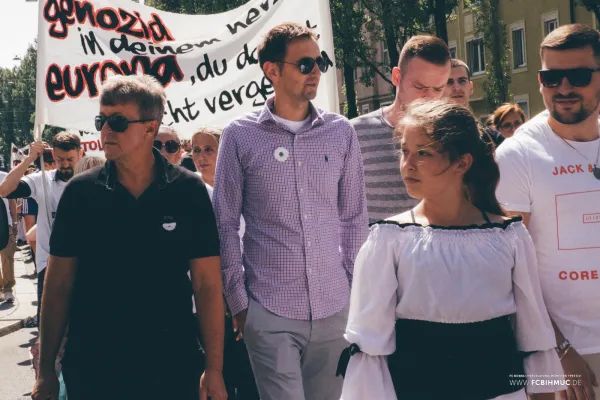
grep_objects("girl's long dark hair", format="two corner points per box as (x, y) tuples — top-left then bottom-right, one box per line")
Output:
(395, 99), (505, 216)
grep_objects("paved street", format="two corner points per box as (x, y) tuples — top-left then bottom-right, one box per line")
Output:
(0, 327), (37, 400)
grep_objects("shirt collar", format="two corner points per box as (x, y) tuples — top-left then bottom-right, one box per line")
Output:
(257, 97), (325, 130)
(95, 147), (180, 191)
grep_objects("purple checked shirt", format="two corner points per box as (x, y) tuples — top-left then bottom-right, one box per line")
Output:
(213, 98), (369, 320)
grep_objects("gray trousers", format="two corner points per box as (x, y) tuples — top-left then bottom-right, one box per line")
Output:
(243, 299), (349, 400)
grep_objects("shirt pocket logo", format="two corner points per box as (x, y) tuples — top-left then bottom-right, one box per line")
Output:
(162, 216), (176, 231)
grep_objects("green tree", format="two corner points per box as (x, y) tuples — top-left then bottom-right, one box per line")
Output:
(472, 0), (511, 111)
(147, 0), (246, 13)
(331, 1), (377, 118)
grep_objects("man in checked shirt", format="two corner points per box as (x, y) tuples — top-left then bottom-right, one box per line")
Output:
(213, 22), (369, 400)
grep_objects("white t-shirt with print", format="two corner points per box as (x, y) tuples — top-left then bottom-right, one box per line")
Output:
(21, 170), (68, 273)
(496, 117), (600, 355)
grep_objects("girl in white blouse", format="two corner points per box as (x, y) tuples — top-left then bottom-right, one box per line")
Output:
(339, 99), (564, 400)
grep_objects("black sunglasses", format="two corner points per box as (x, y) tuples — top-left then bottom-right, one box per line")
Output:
(539, 68), (600, 88)
(280, 56), (329, 75)
(95, 115), (154, 133)
(153, 140), (180, 154)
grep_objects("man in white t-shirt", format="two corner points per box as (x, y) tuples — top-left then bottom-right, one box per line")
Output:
(0, 133), (82, 322)
(496, 24), (600, 400)
(0, 171), (18, 303)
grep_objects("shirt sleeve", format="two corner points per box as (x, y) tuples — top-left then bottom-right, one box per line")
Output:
(341, 225), (398, 400)
(338, 122), (369, 286)
(212, 126), (247, 316)
(49, 179), (83, 258)
(510, 222), (566, 394)
(496, 138), (532, 213)
(188, 177), (220, 260)
(4, 181), (32, 199)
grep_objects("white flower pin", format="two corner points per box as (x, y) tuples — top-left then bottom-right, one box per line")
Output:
(274, 147), (289, 162)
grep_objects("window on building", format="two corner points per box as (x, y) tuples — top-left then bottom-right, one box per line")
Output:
(467, 38), (485, 75)
(514, 95), (530, 118)
(448, 41), (457, 59)
(511, 22), (527, 69)
(450, 46), (457, 59)
(545, 19), (558, 35)
(361, 104), (370, 115)
(382, 41), (390, 67)
(542, 11), (560, 37)
(354, 67), (360, 82)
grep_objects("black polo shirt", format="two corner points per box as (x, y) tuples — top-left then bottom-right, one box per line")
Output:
(49, 148), (219, 371)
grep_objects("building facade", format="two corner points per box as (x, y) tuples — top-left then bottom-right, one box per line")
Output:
(341, 0), (598, 120)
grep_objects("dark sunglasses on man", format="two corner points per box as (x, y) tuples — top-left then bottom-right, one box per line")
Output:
(95, 115), (154, 133)
(279, 56), (329, 75)
(538, 68), (600, 88)
(153, 140), (180, 154)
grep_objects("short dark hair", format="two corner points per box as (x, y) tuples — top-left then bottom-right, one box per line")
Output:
(541, 24), (600, 61)
(100, 75), (166, 127)
(52, 132), (81, 152)
(258, 22), (318, 70)
(34, 149), (55, 169)
(451, 59), (471, 79)
(399, 35), (451, 74)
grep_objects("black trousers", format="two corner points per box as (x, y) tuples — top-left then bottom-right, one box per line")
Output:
(63, 360), (201, 400)
(197, 315), (260, 400)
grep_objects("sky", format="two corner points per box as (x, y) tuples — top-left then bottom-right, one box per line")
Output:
(0, 0), (39, 68)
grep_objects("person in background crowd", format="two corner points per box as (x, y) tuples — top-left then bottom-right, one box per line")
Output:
(74, 156), (105, 175)
(31, 75), (226, 400)
(443, 58), (505, 147)
(179, 138), (197, 173)
(34, 149), (56, 171)
(0, 134), (83, 324)
(18, 168), (38, 260)
(213, 22), (369, 400)
(191, 128), (220, 188)
(352, 35), (451, 223)
(190, 125), (254, 400)
(496, 24), (600, 400)
(0, 170), (17, 303)
(492, 103), (527, 139)
(340, 99), (563, 400)
(31, 153), (106, 397)
(154, 126), (182, 165)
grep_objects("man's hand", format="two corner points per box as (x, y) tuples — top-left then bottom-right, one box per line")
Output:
(559, 348), (598, 400)
(31, 372), (59, 400)
(199, 368), (227, 400)
(26, 142), (48, 164)
(231, 309), (248, 342)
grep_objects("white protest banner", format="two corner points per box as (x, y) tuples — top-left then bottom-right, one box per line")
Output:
(10, 143), (30, 169)
(35, 0), (339, 143)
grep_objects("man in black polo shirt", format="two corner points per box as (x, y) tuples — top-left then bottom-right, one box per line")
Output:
(32, 75), (227, 400)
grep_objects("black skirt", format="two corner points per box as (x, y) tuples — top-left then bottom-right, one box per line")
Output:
(389, 316), (527, 399)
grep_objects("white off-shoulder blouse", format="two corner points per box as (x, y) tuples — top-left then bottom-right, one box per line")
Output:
(341, 218), (565, 400)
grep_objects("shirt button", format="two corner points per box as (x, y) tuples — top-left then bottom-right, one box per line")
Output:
(307, 241), (312, 247)
(308, 267), (312, 273)
(304, 214), (309, 220)
(298, 161), (303, 167)
(300, 188), (304, 193)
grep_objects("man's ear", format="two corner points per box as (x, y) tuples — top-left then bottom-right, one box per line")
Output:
(391, 66), (401, 87)
(263, 61), (281, 84)
(148, 121), (159, 138)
